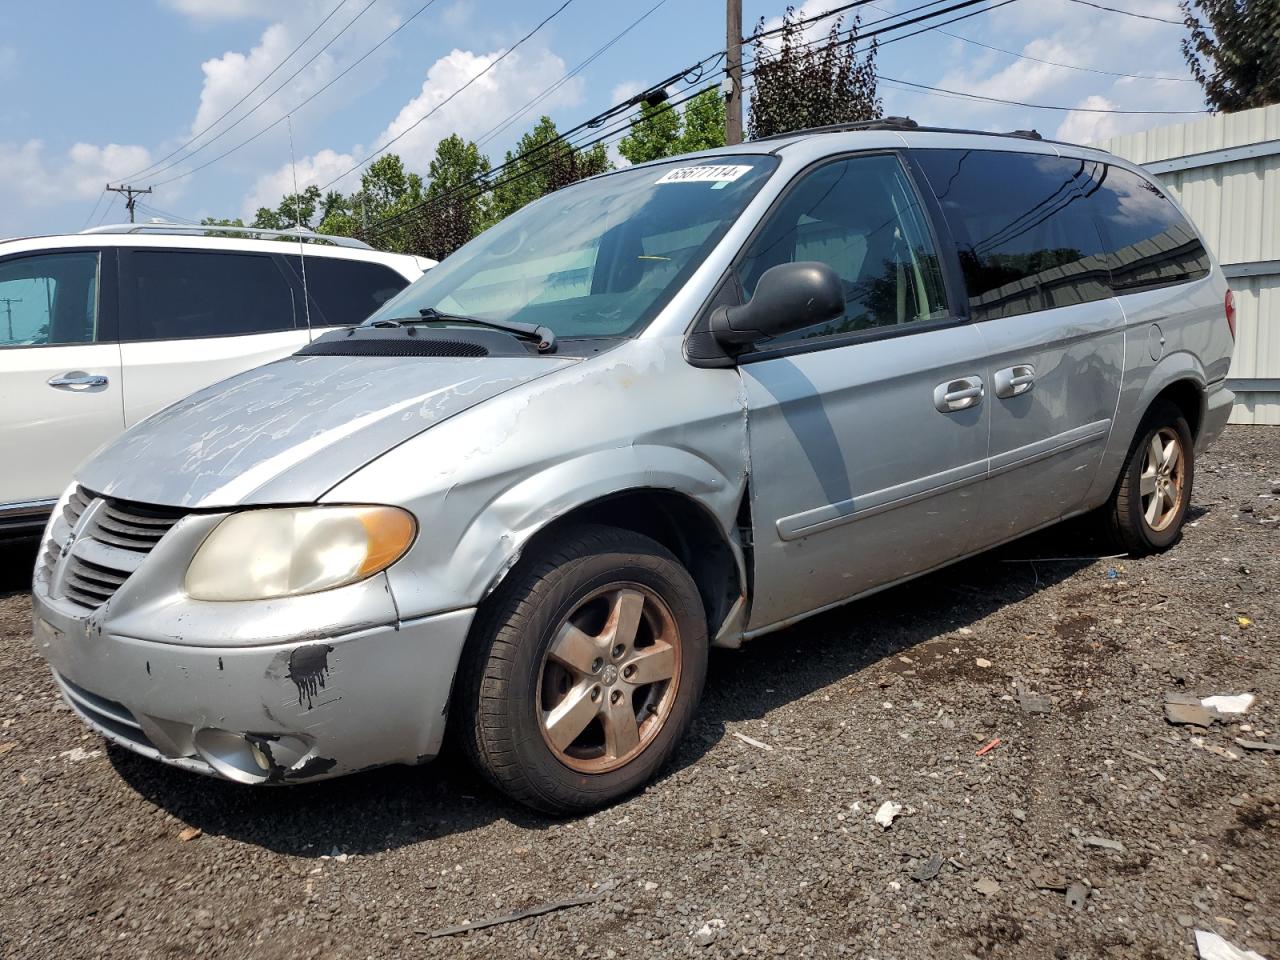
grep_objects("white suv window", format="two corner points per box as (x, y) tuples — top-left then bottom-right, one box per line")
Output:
(0, 251), (100, 347)
(122, 250), (296, 341)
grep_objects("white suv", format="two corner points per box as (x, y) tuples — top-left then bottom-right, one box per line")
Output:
(0, 223), (431, 533)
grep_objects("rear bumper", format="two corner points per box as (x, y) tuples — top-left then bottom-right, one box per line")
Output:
(1198, 379), (1234, 453)
(33, 595), (474, 783)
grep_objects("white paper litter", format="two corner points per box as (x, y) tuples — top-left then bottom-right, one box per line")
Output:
(874, 801), (902, 828)
(1201, 694), (1256, 714)
(1195, 929), (1267, 960)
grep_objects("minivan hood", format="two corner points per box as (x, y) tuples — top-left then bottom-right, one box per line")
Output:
(78, 353), (575, 509)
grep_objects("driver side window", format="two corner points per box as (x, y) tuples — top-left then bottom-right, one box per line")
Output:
(737, 154), (949, 344)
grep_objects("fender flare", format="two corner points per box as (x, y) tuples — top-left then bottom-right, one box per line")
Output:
(446, 443), (748, 607)
(1086, 350), (1208, 508)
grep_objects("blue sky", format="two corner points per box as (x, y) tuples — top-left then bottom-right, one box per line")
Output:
(0, 0), (1206, 237)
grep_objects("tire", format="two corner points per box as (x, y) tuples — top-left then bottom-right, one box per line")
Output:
(455, 524), (708, 815)
(1104, 399), (1195, 556)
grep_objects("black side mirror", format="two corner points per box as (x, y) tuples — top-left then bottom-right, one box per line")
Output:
(710, 261), (845, 351)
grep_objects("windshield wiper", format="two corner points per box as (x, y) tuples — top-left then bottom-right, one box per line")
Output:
(369, 307), (556, 353)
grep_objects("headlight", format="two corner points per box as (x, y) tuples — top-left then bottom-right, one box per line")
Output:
(185, 506), (416, 601)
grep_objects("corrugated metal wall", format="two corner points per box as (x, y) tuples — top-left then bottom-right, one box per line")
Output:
(1093, 104), (1280, 425)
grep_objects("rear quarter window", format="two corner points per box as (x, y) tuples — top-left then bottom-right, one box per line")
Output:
(914, 149), (1112, 322)
(284, 256), (410, 327)
(123, 250), (296, 341)
(1089, 165), (1210, 292)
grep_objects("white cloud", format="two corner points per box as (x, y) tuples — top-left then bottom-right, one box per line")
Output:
(875, 0), (1201, 139)
(610, 80), (643, 105)
(372, 46), (580, 164)
(0, 140), (154, 207)
(160, 0), (288, 20)
(185, 4), (401, 149)
(241, 147), (358, 218)
(0, 139), (168, 234)
(240, 42), (582, 215)
(1055, 95), (1124, 143)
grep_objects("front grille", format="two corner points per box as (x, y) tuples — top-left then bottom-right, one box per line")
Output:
(90, 499), (184, 552)
(49, 487), (187, 610)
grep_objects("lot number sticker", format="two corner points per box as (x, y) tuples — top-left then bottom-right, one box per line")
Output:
(656, 164), (753, 185)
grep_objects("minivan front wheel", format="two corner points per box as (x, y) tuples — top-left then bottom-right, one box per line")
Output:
(1105, 400), (1195, 555)
(456, 525), (707, 814)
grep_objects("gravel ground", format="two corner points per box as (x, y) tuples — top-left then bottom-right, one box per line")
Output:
(1, 427), (1276, 960)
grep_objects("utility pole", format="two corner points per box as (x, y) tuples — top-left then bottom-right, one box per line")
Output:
(0, 297), (22, 341)
(725, 0), (743, 145)
(105, 183), (153, 224)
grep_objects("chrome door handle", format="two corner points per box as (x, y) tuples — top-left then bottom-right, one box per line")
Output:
(994, 364), (1036, 399)
(934, 376), (984, 413)
(47, 372), (109, 389)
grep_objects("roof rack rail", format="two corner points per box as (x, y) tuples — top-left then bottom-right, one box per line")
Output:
(79, 222), (374, 250)
(756, 119), (1080, 148)
(755, 116), (920, 142)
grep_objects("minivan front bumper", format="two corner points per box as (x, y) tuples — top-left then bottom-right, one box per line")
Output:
(33, 591), (473, 783)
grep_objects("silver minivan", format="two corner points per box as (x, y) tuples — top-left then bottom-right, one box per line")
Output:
(32, 122), (1235, 813)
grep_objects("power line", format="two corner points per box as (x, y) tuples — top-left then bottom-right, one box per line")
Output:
(80, 189), (108, 230)
(316, 0), (579, 193)
(149, 0), (442, 188)
(121, 0), (354, 182)
(475, 0), (670, 150)
(746, 0), (881, 42)
(367, 0), (1018, 238)
(879, 73), (1207, 112)
(866, 0), (1192, 80)
(94, 195), (120, 227)
(1065, 0), (1183, 24)
(362, 0), (1191, 244)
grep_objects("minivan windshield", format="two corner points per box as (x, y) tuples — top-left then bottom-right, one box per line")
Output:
(366, 155), (778, 339)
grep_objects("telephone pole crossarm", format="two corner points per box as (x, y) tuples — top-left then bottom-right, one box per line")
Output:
(105, 183), (154, 224)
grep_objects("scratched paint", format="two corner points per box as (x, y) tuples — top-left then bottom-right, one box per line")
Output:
(78, 354), (576, 509)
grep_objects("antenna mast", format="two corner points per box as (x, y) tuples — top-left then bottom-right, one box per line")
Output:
(287, 115), (313, 339)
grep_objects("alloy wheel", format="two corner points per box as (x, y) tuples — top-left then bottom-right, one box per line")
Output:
(536, 584), (681, 773)
(1139, 426), (1185, 532)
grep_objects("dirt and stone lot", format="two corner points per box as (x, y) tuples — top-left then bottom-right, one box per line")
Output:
(0, 427), (1276, 960)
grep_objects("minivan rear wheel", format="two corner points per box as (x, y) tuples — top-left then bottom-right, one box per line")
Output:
(455, 524), (707, 814)
(1104, 400), (1195, 555)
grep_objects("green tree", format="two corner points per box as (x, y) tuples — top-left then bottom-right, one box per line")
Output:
(748, 11), (881, 140)
(618, 100), (682, 164)
(199, 216), (246, 239)
(618, 88), (726, 164)
(490, 116), (612, 222)
(1181, 0), (1280, 112)
(352, 154), (427, 252)
(412, 134), (493, 260)
(677, 88), (727, 153)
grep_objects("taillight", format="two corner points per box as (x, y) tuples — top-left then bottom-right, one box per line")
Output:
(1225, 289), (1236, 340)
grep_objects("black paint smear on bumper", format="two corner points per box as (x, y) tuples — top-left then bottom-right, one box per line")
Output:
(287, 643), (334, 708)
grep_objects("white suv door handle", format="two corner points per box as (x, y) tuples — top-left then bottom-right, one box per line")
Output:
(994, 364), (1036, 398)
(934, 376), (985, 413)
(48, 372), (109, 390)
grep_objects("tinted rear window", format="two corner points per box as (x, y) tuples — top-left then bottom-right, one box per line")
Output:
(915, 149), (1111, 321)
(1089, 164), (1210, 291)
(123, 250), (295, 341)
(284, 256), (411, 327)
